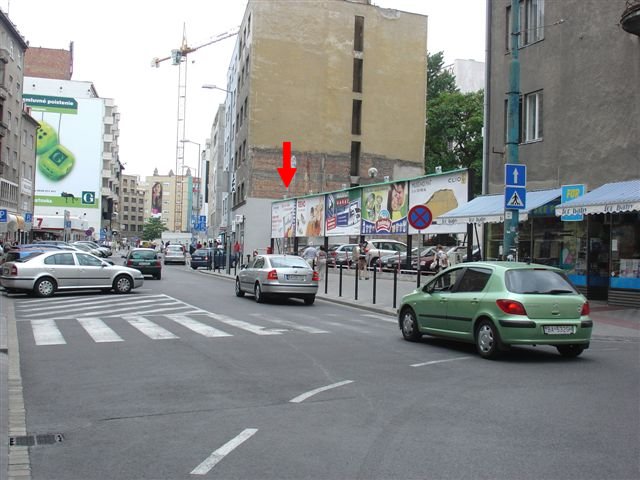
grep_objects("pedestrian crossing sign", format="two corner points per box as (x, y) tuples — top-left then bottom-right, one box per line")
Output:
(504, 186), (526, 210)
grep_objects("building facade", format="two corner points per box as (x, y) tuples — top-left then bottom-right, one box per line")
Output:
(145, 170), (196, 236)
(481, 0), (640, 305)
(220, 0), (428, 255)
(207, 104), (226, 239)
(119, 173), (146, 244)
(0, 10), (36, 245)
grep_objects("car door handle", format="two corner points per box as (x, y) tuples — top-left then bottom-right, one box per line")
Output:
(471, 298), (480, 304)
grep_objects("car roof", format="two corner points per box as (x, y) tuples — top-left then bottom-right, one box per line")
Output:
(131, 248), (156, 251)
(452, 261), (560, 271)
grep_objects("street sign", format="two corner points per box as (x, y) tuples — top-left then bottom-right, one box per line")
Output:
(505, 164), (527, 187)
(408, 205), (433, 230)
(0, 209), (7, 222)
(561, 184), (585, 221)
(505, 186), (527, 210)
(24, 212), (33, 223)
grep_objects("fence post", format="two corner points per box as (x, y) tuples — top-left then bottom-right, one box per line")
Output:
(417, 263), (421, 288)
(355, 263), (359, 301)
(324, 262), (328, 294)
(372, 265), (377, 304)
(393, 268), (398, 309)
(339, 263), (343, 297)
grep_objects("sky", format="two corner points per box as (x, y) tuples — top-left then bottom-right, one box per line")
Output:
(3, 0), (486, 179)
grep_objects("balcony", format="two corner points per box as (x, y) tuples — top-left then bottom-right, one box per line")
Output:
(621, 0), (640, 35)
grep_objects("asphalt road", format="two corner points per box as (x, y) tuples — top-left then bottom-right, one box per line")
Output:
(7, 264), (640, 480)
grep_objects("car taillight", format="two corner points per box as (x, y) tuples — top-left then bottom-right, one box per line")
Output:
(496, 299), (527, 315)
(580, 302), (590, 316)
(127, 259), (133, 266)
(267, 269), (278, 280)
(312, 270), (320, 281)
(10, 265), (17, 276)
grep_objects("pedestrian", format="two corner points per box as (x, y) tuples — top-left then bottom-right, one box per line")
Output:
(351, 243), (359, 270)
(316, 245), (327, 280)
(356, 243), (369, 280)
(302, 244), (318, 269)
(431, 244), (449, 274)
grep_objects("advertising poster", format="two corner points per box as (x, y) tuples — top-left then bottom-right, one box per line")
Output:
(151, 181), (163, 217)
(408, 170), (469, 234)
(271, 200), (296, 238)
(295, 195), (325, 237)
(325, 189), (361, 237)
(25, 94), (103, 234)
(361, 181), (408, 234)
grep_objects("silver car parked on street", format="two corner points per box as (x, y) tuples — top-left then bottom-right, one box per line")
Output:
(0, 250), (144, 297)
(235, 254), (319, 304)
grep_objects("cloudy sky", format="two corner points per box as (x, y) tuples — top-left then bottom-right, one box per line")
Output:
(4, 0), (486, 178)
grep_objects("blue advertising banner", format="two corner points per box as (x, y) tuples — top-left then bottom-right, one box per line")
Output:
(561, 184), (585, 221)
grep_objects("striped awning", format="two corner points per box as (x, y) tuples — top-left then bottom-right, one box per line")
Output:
(555, 179), (640, 216)
(437, 188), (561, 225)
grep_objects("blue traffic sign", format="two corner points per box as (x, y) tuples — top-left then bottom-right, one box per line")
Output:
(505, 164), (527, 187)
(505, 186), (527, 210)
(24, 212), (33, 223)
(0, 209), (7, 223)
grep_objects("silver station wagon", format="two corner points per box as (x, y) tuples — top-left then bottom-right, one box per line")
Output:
(1, 250), (144, 297)
(235, 254), (319, 305)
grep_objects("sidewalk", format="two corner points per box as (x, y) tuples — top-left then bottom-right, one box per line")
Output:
(200, 265), (640, 339)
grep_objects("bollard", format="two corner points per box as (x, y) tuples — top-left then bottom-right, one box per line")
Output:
(372, 265), (377, 305)
(355, 263), (359, 301)
(324, 262), (328, 294)
(339, 263), (343, 297)
(393, 268), (398, 309)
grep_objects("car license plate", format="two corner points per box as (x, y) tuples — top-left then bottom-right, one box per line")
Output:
(138, 262), (150, 266)
(286, 274), (305, 281)
(543, 325), (575, 335)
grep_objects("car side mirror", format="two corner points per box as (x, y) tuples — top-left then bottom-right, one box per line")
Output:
(240, 264), (247, 270)
(105, 260), (114, 266)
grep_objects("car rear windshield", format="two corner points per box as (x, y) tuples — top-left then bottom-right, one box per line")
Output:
(131, 251), (157, 260)
(8, 251), (44, 262)
(505, 269), (578, 295)
(194, 249), (211, 255)
(270, 257), (309, 269)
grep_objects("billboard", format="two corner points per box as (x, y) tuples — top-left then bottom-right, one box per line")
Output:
(271, 199), (296, 238)
(361, 181), (409, 234)
(26, 94), (103, 234)
(295, 195), (325, 237)
(325, 189), (361, 237)
(408, 170), (468, 234)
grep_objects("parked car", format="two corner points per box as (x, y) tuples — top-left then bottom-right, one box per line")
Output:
(123, 248), (162, 279)
(72, 241), (105, 257)
(1, 244), (63, 265)
(362, 239), (407, 267)
(328, 243), (358, 267)
(0, 250), (144, 297)
(190, 248), (226, 270)
(398, 261), (592, 359)
(164, 244), (186, 265)
(76, 240), (112, 257)
(379, 246), (437, 272)
(235, 254), (319, 305)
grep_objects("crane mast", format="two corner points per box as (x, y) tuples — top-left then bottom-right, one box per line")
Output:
(152, 26), (238, 233)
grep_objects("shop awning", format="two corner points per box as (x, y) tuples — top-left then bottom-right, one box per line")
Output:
(437, 188), (561, 225)
(555, 179), (640, 216)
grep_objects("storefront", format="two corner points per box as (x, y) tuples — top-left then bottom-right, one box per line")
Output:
(556, 179), (640, 307)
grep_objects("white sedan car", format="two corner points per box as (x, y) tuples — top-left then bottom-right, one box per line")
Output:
(1, 250), (144, 297)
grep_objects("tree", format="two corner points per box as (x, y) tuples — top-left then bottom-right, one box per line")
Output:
(142, 217), (168, 241)
(425, 52), (484, 194)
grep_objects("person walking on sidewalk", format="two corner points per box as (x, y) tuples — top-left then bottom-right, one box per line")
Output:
(357, 243), (369, 280)
(432, 244), (449, 274)
(316, 246), (327, 280)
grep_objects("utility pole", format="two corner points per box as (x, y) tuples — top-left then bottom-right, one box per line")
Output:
(503, 0), (521, 259)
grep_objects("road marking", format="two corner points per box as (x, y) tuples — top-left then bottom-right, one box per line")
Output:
(16, 294), (166, 308)
(362, 313), (397, 324)
(191, 428), (258, 475)
(20, 297), (171, 318)
(123, 315), (179, 339)
(249, 313), (329, 334)
(410, 356), (472, 367)
(203, 312), (282, 335)
(166, 314), (232, 337)
(289, 380), (353, 403)
(77, 317), (123, 343)
(31, 319), (66, 345)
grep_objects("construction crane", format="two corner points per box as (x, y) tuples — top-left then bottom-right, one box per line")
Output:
(152, 25), (238, 233)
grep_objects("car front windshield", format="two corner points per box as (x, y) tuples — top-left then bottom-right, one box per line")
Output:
(505, 269), (577, 294)
(270, 257), (309, 269)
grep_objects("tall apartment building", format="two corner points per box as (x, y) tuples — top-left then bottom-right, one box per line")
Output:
(481, 0), (639, 305)
(0, 9), (37, 244)
(219, 0), (428, 254)
(145, 170), (196, 235)
(207, 104), (226, 239)
(119, 174), (146, 243)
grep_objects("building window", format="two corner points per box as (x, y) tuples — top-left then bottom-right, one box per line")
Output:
(350, 141), (361, 177)
(354, 16), (364, 52)
(523, 90), (543, 142)
(353, 58), (363, 93)
(525, 0), (544, 44)
(352, 100), (362, 135)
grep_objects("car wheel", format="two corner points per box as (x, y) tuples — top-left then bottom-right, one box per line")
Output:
(155, 273), (162, 280)
(235, 278), (245, 297)
(113, 275), (133, 294)
(557, 345), (585, 358)
(34, 277), (56, 298)
(254, 283), (265, 303)
(475, 319), (502, 359)
(304, 295), (315, 305)
(400, 308), (422, 341)
(191, 265), (197, 270)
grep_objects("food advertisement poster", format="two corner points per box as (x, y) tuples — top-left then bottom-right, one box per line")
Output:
(408, 170), (469, 234)
(361, 181), (408, 234)
(325, 189), (361, 237)
(271, 200), (296, 238)
(295, 195), (325, 237)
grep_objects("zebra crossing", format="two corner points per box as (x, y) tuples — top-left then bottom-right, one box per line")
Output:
(14, 294), (394, 347)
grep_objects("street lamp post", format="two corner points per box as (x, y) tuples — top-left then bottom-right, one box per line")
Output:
(180, 139), (202, 236)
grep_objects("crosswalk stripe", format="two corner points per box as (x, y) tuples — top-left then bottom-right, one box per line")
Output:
(123, 315), (179, 340)
(16, 294), (167, 309)
(20, 297), (171, 318)
(166, 314), (232, 337)
(249, 314), (329, 334)
(31, 319), (66, 345)
(77, 317), (124, 343)
(203, 312), (282, 335)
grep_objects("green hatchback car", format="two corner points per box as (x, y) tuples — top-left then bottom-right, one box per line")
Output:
(398, 262), (592, 359)
(123, 248), (162, 280)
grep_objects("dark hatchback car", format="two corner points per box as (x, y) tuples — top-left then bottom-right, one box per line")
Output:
(123, 248), (162, 279)
(190, 248), (226, 270)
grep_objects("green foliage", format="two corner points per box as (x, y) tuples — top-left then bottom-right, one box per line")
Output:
(142, 217), (168, 241)
(425, 52), (484, 195)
